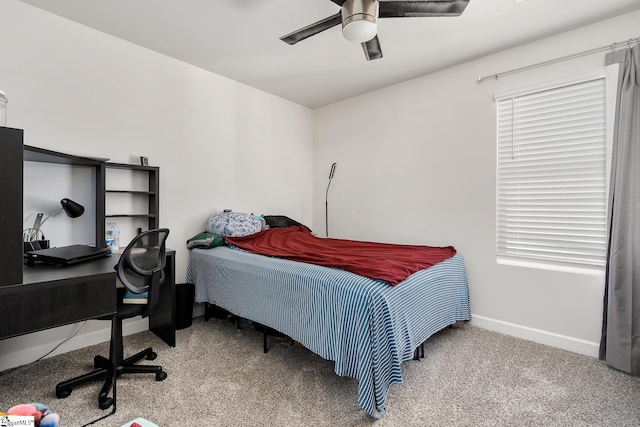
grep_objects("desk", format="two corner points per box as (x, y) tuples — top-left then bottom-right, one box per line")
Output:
(0, 251), (176, 347)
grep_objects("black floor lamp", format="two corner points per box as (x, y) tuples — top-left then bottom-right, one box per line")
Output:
(325, 163), (336, 237)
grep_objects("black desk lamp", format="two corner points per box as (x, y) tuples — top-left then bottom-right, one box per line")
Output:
(27, 198), (85, 247)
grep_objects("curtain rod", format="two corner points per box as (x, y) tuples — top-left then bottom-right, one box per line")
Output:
(477, 36), (640, 83)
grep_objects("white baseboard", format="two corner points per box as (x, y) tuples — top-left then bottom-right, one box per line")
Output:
(0, 318), (149, 372)
(470, 314), (600, 358)
(1, 306), (205, 372)
(3, 311), (597, 371)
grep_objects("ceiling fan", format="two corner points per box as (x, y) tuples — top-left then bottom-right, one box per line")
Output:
(280, 0), (470, 61)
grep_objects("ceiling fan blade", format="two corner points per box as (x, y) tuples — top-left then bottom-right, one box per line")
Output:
(379, 0), (469, 18)
(280, 13), (342, 45)
(362, 36), (383, 61)
(329, 0), (347, 5)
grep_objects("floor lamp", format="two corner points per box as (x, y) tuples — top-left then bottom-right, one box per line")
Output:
(325, 163), (336, 237)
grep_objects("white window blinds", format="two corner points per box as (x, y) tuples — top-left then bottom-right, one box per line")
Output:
(496, 77), (607, 267)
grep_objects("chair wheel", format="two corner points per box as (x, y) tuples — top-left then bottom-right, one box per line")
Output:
(156, 371), (167, 381)
(56, 388), (71, 399)
(99, 397), (113, 410)
(146, 352), (157, 361)
(94, 355), (108, 368)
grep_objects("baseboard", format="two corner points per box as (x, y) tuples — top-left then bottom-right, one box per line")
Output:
(0, 318), (149, 372)
(3, 311), (598, 371)
(470, 314), (600, 358)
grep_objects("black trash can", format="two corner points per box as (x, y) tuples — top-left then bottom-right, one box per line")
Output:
(175, 283), (195, 330)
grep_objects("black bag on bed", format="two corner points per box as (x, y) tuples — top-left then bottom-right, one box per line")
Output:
(262, 215), (312, 233)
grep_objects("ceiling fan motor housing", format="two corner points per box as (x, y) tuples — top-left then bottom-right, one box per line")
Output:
(341, 0), (379, 43)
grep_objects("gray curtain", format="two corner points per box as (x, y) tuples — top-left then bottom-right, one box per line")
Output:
(600, 44), (640, 375)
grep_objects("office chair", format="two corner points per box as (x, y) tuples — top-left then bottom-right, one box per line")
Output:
(56, 228), (170, 410)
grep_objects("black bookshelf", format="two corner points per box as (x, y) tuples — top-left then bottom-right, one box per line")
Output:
(105, 162), (159, 232)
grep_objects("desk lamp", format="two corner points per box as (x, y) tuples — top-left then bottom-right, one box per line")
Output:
(27, 198), (85, 248)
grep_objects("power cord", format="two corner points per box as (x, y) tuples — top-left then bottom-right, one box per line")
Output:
(81, 384), (116, 427)
(0, 321), (87, 376)
(81, 313), (118, 426)
(0, 320), (118, 426)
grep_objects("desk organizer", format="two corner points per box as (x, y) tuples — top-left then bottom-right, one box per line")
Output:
(24, 240), (50, 253)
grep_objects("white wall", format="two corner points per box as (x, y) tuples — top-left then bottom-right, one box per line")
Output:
(0, 0), (313, 371)
(314, 10), (640, 357)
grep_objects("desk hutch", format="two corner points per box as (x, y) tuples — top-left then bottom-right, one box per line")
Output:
(0, 126), (176, 347)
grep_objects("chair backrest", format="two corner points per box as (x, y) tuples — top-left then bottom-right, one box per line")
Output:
(116, 228), (170, 318)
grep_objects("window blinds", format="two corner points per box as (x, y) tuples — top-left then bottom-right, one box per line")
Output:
(496, 77), (607, 267)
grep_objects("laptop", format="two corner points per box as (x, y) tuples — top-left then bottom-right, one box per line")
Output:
(26, 244), (110, 265)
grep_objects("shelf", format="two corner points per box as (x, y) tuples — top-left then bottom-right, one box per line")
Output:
(105, 162), (159, 234)
(24, 145), (102, 166)
(106, 162), (158, 171)
(106, 190), (156, 195)
(105, 214), (156, 218)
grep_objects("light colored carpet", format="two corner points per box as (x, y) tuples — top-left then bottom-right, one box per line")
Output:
(1, 317), (639, 426)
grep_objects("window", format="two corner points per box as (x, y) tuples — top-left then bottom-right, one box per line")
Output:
(496, 77), (607, 268)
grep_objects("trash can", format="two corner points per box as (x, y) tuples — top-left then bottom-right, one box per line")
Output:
(175, 283), (195, 330)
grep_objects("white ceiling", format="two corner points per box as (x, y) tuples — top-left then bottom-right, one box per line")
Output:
(19, 0), (640, 109)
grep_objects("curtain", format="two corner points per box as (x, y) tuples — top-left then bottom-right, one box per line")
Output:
(600, 44), (640, 375)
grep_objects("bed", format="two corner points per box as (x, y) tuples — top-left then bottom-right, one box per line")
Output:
(187, 227), (471, 418)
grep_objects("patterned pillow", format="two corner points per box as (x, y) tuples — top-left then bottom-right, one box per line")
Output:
(206, 211), (262, 237)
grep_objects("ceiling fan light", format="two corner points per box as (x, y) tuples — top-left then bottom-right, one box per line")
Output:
(341, 0), (378, 43)
(342, 17), (377, 43)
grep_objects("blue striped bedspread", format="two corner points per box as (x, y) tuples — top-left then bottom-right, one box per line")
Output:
(188, 246), (471, 418)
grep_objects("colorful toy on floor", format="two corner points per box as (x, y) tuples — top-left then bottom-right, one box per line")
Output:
(5, 403), (59, 427)
(119, 418), (160, 427)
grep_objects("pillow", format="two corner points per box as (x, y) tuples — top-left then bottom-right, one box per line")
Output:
(262, 215), (312, 233)
(206, 211), (262, 237)
(186, 231), (224, 249)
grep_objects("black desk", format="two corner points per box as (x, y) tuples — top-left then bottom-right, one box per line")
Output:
(0, 251), (176, 347)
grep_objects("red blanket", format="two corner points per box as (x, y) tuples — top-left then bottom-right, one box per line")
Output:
(224, 226), (456, 285)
